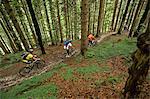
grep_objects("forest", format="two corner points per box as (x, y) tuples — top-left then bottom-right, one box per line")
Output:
(0, 0), (150, 98)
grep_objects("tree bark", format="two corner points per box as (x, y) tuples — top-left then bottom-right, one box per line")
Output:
(122, 17), (150, 98)
(92, 0), (97, 34)
(81, 0), (88, 56)
(0, 6), (22, 51)
(63, 0), (68, 39)
(0, 35), (10, 54)
(20, 0), (38, 45)
(26, 0), (46, 54)
(0, 19), (18, 53)
(128, 0), (145, 37)
(114, 0), (123, 31)
(73, 0), (78, 39)
(56, 0), (63, 43)
(111, 0), (119, 31)
(117, 0), (131, 34)
(96, 0), (105, 37)
(134, 0), (150, 37)
(42, 0), (54, 45)
(2, 0), (30, 51)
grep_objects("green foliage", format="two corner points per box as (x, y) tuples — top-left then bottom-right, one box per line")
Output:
(76, 65), (111, 75)
(61, 67), (74, 80)
(0, 62), (68, 98)
(0, 83), (58, 99)
(86, 37), (136, 60)
(0, 51), (24, 69)
(107, 76), (122, 84)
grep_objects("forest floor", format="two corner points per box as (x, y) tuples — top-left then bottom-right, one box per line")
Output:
(0, 33), (150, 99)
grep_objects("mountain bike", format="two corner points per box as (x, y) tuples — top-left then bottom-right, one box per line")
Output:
(19, 59), (46, 76)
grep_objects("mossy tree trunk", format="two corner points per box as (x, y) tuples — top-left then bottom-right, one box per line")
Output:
(122, 17), (150, 98)
(81, 0), (88, 56)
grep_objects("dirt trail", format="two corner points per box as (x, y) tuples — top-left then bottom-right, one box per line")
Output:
(0, 32), (116, 90)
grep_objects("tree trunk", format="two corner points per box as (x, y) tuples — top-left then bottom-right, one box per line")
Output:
(114, 0), (123, 31)
(134, 0), (150, 37)
(0, 35), (10, 54)
(126, 1), (136, 28)
(117, 0), (131, 34)
(56, 0), (63, 43)
(3, 0), (30, 51)
(92, 0), (97, 34)
(111, 0), (119, 31)
(20, 0), (38, 46)
(26, 0), (46, 54)
(63, 0), (68, 39)
(96, 0), (105, 37)
(73, 0), (78, 39)
(88, 1), (91, 33)
(81, 0), (88, 56)
(122, 17), (150, 98)
(0, 6), (22, 51)
(42, 0), (54, 45)
(15, 3), (33, 48)
(128, 0), (145, 37)
(67, 0), (71, 39)
(0, 19), (18, 53)
(49, 0), (59, 44)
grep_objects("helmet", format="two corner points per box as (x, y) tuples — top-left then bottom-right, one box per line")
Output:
(28, 49), (33, 53)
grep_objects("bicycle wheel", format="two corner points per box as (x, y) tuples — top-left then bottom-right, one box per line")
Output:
(36, 60), (46, 69)
(19, 67), (31, 76)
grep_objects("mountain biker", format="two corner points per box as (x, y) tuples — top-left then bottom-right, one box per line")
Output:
(64, 39), (73, 57)
(88, 33), (95, 46)
(21, 49), (39, 64)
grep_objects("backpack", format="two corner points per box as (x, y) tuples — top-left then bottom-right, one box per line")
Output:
(21, 52), (29, 60)
(64, 40), (70, 46)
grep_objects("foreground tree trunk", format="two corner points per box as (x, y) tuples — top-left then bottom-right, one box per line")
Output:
(2, 0), (30, 51)
(122, 17), (150, 98)
(81, 0), (88, 56)
(26, 0), (46, 54)
(96, 0), (105, 37)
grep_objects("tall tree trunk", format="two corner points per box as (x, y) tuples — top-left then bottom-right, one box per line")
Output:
(134, 0), (150, 37)
(49, 0), (59, 44)
(26, 0), (46, 54)
(42, 0), (54, 45)
(117, 0), (131, 34)
(0, 19), (18, 53)
(73, 0), (78, 39)
(56, 0), (63, 43)
(122, 16), (150, 98)
(67, 0), (71, 38)
(96, 0), (105, 37)
(0, 35), (10, 54)
(35, 0), (48, 43)
(128, 0), (145, 37)
(0, 6), (22, 51)
(92, 0), (97, 34)
(81, 0), (88, 56)
(126, 1), (135, 27)
(15, 3), (33, 48)
(20, 0), (38, 45)
(114, 0), (123, 31)
(88, 1), (91, 33)
(111, 0), (119, 31)
(2, 0), (30, 51)
(63, 0), (68, 39)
